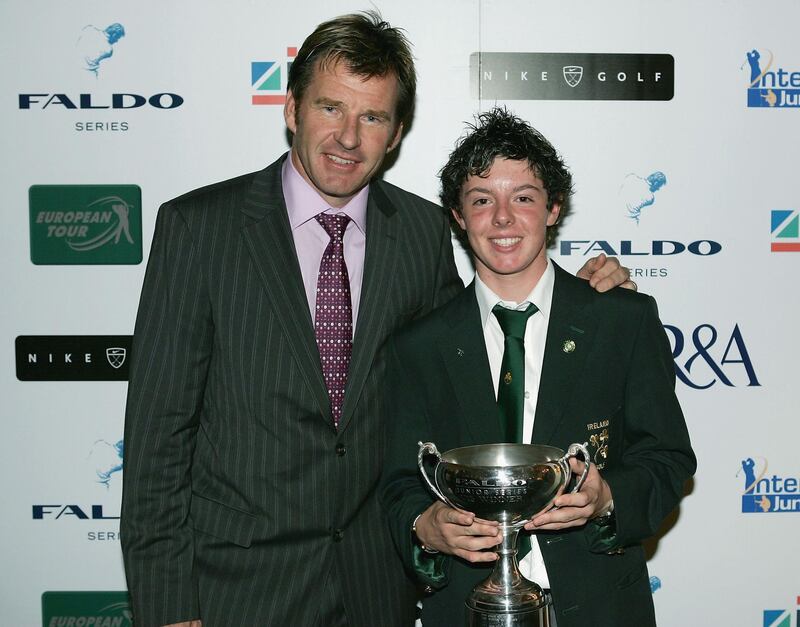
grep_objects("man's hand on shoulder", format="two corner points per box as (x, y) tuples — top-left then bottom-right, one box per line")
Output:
(576, 253), (637, 293)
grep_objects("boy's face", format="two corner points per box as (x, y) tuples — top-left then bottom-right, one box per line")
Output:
(452, 157), (560, 298)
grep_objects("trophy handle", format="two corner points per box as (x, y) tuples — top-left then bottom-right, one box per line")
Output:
(561, 442), (591, 493)
(417, 441), (452, 506)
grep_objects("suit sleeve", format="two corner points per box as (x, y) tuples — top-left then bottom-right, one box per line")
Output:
(432, 213), (463, 308)
(379, 335), (452, 588)
(587, 295), (696, 551)
(121, 202), (212, 626)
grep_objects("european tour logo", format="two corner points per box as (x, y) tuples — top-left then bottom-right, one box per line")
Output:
(29, 185), (142, 264)
(42, 591), (132, 626)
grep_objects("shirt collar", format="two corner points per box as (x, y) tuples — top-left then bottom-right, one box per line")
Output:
(281, 153), (368, 233)
(474, 259), (555, 330)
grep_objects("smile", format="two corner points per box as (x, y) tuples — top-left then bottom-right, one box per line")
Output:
(491, 237), (522, 248)
(326, 154), (356, 165)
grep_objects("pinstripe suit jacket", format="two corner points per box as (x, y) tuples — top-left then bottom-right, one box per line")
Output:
(121, 154), (462, 627)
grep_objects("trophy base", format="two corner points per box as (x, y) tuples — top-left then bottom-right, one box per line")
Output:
(465, 580), (550, 627)
(465, 602), (550, 627)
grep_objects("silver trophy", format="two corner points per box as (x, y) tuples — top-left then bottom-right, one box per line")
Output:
(417, 441), (590, 627)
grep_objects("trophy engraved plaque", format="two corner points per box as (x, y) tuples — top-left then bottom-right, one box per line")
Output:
(418, 441), (590, 627)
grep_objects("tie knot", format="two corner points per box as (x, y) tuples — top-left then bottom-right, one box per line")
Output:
(492, 303), (538, 339)
(316, 213), (350, 242)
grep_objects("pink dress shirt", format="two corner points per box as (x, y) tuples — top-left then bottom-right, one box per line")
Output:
(281, 154), (367, 333)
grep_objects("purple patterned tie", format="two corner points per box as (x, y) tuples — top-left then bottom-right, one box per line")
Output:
(314, 213), (353, 428)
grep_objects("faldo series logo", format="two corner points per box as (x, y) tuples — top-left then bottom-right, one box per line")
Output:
(33, 437), (123, 542)
(620, 171), (667, 224)
(557, 238), (721, 281)
(744, 48), (800, 108)
(471, 53), (674, 100)
(252, 47), (298, 105)
(739, 457), (799, 514)
(77, 22), (125, 77)
(91, 438), (124, 490)
(16, 335), (132, 381)
(42, 591), (131, 627)
(19, 23), (184, 132)
(29, 185), (142, 264)
(556, 167), (723, 280)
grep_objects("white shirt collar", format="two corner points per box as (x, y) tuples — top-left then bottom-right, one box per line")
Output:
(474, 260), (555, 329)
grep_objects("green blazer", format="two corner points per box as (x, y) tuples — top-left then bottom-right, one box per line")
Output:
(121, 154), (462, 627)
(380, 263), (696, 627)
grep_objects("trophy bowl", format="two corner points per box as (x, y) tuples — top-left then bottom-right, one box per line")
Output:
(418, 441), (590, 627)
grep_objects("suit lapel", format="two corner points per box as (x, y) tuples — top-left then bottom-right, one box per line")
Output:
(240, 155), (330, 422)
(338, 182), (400, 432)
(436, 284), (505, 445)
(532, 262), (597, 445)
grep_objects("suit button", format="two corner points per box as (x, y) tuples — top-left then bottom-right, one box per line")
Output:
(335, 443), (346, 456)
(332, 528), (344, 542)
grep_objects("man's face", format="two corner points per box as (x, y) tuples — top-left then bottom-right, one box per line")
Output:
(284, 61), (403, 208)
(452, 157), (560, 299)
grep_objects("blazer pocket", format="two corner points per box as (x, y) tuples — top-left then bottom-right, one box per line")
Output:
(190, 493), (257, 548)
(616, 561), (648, 590)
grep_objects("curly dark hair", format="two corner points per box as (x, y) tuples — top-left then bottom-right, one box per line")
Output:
(439, 107), (573, 245)
(287, 11), (416, 126)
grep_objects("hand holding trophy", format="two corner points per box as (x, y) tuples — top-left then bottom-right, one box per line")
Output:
(417, 441), (590, 627)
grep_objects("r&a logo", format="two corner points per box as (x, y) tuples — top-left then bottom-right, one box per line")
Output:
(663, 324), (760, 389)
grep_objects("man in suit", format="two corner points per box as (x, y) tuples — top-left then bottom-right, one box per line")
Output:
(121, 13), (632, 627)
(380, 108), (696, 627)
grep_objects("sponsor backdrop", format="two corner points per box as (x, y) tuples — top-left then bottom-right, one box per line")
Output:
(1, 1), (798, 625)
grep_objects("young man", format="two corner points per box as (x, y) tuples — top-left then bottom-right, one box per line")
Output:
(121, 13), (632, 627)
(380, 108), (696, 627)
